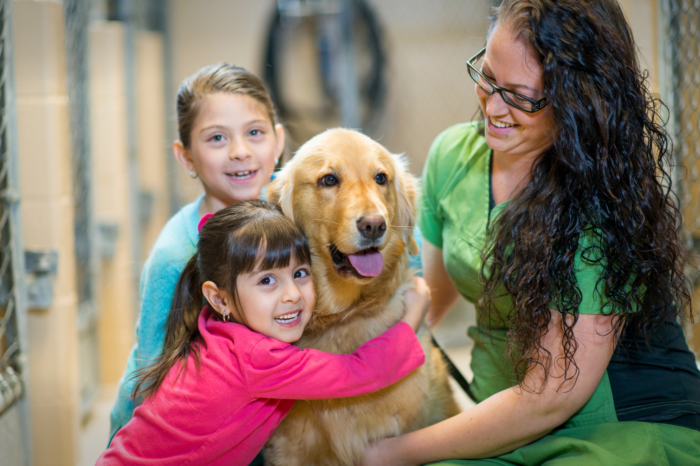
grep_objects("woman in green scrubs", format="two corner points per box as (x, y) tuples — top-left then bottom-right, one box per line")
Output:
(361, 1), (700, 465)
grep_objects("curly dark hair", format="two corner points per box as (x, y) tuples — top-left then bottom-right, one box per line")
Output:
(480, 0), (691, 389)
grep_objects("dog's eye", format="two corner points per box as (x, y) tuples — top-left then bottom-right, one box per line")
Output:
(375, 173), (388, 185)
(320, 174), (338, 187)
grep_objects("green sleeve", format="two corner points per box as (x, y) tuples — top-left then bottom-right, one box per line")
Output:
(418, 122), (490, 249)
(548, 230), (606, 315)
(573, 233), (607, 315)
(418, 132), (447, 248)
(553, 230), (642, 315)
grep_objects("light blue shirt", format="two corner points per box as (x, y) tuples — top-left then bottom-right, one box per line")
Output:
(109, 195), (203, 443)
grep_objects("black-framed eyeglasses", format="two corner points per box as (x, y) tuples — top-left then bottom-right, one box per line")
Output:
(466, 47), (549, 113)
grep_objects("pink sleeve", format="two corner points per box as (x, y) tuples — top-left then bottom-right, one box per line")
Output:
(243, 322), (425, 400)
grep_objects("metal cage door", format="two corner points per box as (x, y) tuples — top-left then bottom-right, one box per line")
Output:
(0, 0), (33, 464)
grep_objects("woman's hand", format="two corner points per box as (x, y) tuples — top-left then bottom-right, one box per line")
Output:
(401, 277), (431, 332)
(360, 438), (418, 466)
(361, 312), (618, 463)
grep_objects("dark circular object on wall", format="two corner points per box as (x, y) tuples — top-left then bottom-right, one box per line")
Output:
(263, 0), (387, 145)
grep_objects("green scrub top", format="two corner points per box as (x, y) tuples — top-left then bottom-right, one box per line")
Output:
(418, 122), (700, 465)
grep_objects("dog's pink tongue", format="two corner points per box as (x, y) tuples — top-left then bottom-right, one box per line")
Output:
(348, 252), (383, 277)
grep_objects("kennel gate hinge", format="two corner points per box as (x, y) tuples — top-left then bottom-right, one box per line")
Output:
(24, 249), (59, 310)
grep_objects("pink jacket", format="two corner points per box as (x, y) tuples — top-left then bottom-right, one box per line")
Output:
(98, 307), (425, 465)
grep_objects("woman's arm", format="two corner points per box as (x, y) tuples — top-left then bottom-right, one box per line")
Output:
(361, 311), (617, 465)
(423, 241), (460, 328)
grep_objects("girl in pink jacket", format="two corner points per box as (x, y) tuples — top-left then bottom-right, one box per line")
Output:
(98, 200), (428, 466)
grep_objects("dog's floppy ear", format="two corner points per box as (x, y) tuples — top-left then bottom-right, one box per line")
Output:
(267, 168), (295, 222)
(392, 153), (419, 256)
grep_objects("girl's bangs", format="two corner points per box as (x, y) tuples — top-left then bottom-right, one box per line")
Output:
(255, 219), (311, 272)
(230, 215), (311, 275)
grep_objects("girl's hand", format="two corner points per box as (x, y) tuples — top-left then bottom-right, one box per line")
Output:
(401, 277), (431, 332)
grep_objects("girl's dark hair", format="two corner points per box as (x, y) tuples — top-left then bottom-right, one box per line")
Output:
(132, 199), (311, 399)
(480, 0), (690, 388)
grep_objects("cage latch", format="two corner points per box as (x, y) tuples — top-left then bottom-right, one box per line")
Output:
(24, 250), (58, 310)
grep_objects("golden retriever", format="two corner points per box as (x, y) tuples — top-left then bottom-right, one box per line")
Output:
(265, 128), (459, 466)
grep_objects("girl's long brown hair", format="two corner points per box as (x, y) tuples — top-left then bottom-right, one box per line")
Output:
(480, 0), (691, 389)
(132, 200), (310, 400)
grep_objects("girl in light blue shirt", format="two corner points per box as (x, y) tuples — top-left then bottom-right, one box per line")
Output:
(109, 62), (285, 443)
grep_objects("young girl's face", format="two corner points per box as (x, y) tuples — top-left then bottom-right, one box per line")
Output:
(176, 93), (284, 211)
(235, 257), (315, 343)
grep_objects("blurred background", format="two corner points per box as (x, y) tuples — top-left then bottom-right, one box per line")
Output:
(0, 0), (698, 465)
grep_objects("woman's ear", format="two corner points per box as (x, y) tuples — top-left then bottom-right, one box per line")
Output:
(202, 281), (230, 317)
(173, 140), (195, 172)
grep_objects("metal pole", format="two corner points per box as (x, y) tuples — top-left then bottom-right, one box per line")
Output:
(158, 0), (180, 215)
(65, 0), (101, 420)
(336, 0), (360, 129)
(0, 0), (33, 462)
(117, 0), (143, 305)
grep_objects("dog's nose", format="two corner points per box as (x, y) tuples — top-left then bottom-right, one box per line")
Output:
(357, 215), (386, 240)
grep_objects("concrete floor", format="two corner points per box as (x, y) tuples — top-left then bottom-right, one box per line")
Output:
(77, 385), (118, 466)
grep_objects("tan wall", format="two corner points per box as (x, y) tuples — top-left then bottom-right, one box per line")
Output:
(619, 0), (659, 89)
(364, 1), (490, 172)
(13, 1), (81, 465)
(168, 0), (489, 205)
(167, 0), (660, 195)
(136, 31), (170, 261)
(89, 21), (138, 384)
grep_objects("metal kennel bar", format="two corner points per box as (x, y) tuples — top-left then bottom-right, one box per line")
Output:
(65, 0), (102, 420)
(0, 0), (33, 463)
(662, 0), (700, 244)
(659, 0), (700, 353)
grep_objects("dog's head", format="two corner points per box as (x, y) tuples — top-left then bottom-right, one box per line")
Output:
(268, 128), (419, 309)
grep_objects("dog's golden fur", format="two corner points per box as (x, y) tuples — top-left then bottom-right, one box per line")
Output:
(265, 128), (459, 466)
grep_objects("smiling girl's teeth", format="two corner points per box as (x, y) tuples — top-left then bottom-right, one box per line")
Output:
(274, 311), (300, 323)
(490, 117), (516, 128)
(230, 170), (255, 178)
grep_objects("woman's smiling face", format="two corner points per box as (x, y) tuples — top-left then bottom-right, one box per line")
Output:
(477, 24), (554, 159)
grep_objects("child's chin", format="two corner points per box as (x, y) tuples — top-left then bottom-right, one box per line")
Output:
(274, 326), (303, 342)
(280, 333), (301, 344)
(230, 189), (261, 203)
